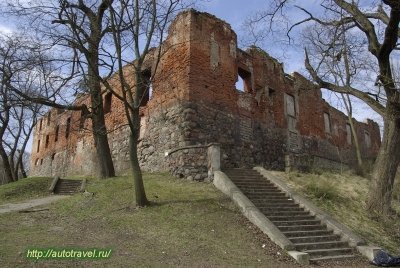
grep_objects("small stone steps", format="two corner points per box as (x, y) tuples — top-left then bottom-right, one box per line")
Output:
(272, 219), (321, 226)
(54, 179), (82, 195)
(224, 168), (357, 262)
(304, 248), (354, 258)
(309, 254), (356, 261)
(260, 207), (305, 212)
(289, 234), (341, 243)
(283, 230), (334, 237)
(268, 215), (317, 221)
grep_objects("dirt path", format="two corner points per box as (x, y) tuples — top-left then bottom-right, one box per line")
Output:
(0, 195), (70, 214)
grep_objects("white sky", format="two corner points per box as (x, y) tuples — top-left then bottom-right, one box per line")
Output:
(1, 1), (384, 153)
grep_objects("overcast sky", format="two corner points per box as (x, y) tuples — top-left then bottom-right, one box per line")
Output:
(0, 0), (383, 153)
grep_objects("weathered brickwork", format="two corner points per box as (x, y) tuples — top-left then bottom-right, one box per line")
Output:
(30, 10), (381, 179)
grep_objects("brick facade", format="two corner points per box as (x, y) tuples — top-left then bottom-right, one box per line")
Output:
(30, 10), (381, 179)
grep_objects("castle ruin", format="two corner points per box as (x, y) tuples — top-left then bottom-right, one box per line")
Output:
(29, 10), (381, 180)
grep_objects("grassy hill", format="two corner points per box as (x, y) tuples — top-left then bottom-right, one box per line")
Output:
(1, 170), (398, 267)
(0, 173), (297, 267)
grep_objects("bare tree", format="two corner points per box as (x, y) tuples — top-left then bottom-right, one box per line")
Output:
(248, 0), (400, 216)
(0, 33), (44, 183)
(4, 0), (116, 178)
(341, 93), (364, 172)
(302, 23), (365, 171)
(96, 0), (188, 207)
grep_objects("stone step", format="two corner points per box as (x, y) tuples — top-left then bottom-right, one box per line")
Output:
(257, 203), (301, 209)
(252, 199), (296, 205)
(227, 174), (263, 177)
(56, 185), (80, 189)
(248, 195), (293, 200)
(309, 254), (356, 262)
(56, 191), (76, 195)
(226, 175), (261, 178)
(244, 192), (287, 197)
(304, 248), (354, 258)
(55, 179), (82, 195)
(277, 225), (326, 232)
(57, 184), (81, 188)
(294, 241), (348, 251)
(283, 230), (334, 238)
(268, 215), (316, 221)
(289, 235), (341, 244)
(260, 207), (305, 213)
(237, 186), (280, 191)
(59, 179), (81, 183)
(232, 181), (274, 186)
(233, 184), (276, 189)
(58, 183), (80, 187)
(56, 191), (77, 194)
(58, 182), (81, 187)
(263, 211), (310, 217)
(240, 189), (281, 193)
(271, 219), (321, 226)
(224, 170), (259, 174)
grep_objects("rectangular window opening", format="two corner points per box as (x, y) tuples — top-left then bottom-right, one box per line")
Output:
(364, 130), (371, 148)
(37, 140), (41, 153)
(39, 119), (42, 131)
(55, 125), (59, 142)
(65, 117), (71, 139)
(45, 135), (49, 148)
(346, 124), (352, 145)
(140, 70), (152, 107)
(235, 68), (252, 93)
(268, 87), (275, 98)
(47, 113), (51, 126)
(104, 92), (112, 114)
(285, 94), (296, 131)
(285, 94), (296, 117)
(79, 111), (85, 129)
(324, 113), (331, 134)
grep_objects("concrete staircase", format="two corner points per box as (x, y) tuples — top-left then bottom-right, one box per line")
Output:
(224, 168), (356, 262)
(54, 179), (83, 195)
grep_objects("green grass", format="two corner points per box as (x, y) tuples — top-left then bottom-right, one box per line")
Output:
(0, 173), (297, 267)
(0, 177), (53, 205)
(273, 170), (400, 255)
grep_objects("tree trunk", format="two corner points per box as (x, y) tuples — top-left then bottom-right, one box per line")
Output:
(348, 117), (363, 172)
(87, 52), (115, 179)
(9, 154), (18, 181)
(0, 147), (14, 183)
(341, 94), (363, 171)
(129, 132), (149, 207)
(367, 113), (400, 215)
(91, 104), (116, 179)
(19, 156), (27, 178)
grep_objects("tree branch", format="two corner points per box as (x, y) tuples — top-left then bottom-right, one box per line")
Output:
(304, 48), (386, 116)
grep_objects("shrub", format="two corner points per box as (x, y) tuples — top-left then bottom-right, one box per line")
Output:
(304, 179), (342, 202)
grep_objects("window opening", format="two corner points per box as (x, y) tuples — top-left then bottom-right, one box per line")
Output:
(104, 92), (112, 114)
(65, 117), (71, 138)
(235, 68), (252, 93)
(324, 113), (331, 133)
